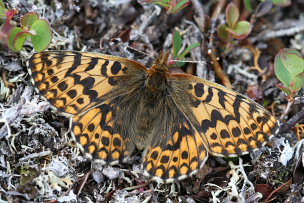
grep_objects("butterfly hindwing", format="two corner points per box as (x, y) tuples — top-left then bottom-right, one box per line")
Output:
(72, 99), (135, 164)
(170, 75), (278, 157)
(142, 111), (208, 183)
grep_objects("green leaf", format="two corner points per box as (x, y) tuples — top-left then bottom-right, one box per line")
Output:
(217, 24), (229, 41)
(272, 0), (291, 7)
(7, 27), (23, 52)
(228, 21), (252, 39)
(243, 0), (253, 12)
(275, 48), (304, 93)
(292, 75), (304, 92)
(0, 9), (5, 20)
(226, 3), (239, 28)
(173, 30), (182, 57)
(0, 0), (4, 8)
(0, 0), (6, 19)
(179, 42), (200, 58)
(276, 84), (292, 95)
(13, 30), (33, 51)
(172, 42), (200, 67)
(30, 19), (52, 52)
(143, 0), (170, 8)
(20, 12), (39, 28)
(171, 0), (190, 13)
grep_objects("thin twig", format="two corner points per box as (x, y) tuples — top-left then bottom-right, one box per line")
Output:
(280, 108), (304, 134)
(2, 71), (15, 88)
(123, 182), (150, 191)
(206, 0), (231, 88)
(77, 171), (92, 196)
(251, 20), (304, 43)
(191, 0), (205, 31)
(191, 0), (204, 18)
(19, 151), (52, 161)
(280, 100), (294, 120)
(208, 49), (232, 88)
(209, 0), (226, 47)
(245, 45), (264, 73)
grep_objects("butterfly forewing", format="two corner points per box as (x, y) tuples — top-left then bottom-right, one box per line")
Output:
(28, 51), (146, 115)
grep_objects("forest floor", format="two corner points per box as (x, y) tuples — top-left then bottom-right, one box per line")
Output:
(0, 0), (304, 202)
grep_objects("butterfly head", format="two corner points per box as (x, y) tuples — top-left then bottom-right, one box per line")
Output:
(146, 52), (171, 93)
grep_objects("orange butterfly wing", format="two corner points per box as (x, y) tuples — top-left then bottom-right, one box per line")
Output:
(29, 51), (146, 164)
(141, 73), (278, 183)
(29, 51), (146, 115)
(171, 75), (279, 157)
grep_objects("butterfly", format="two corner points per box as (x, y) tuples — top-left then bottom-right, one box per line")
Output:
(28, 51), (279, 183)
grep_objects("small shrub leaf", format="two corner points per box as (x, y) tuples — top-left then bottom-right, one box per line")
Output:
(143, 1), (168, 7)
(13, 31), (33, 51)
(7, 27), (22, 51)
(243, 0), (253, 12)
(272, 0), (291, 7)
(171, 0), (190, 13)
(20, 12), (39, 28)
(0, 0), (4, 8)
(173, 30), (182, 57)
(226, 3), (239, 28)
(30, 19), (52, 52)
(179, 42), (200, 58)
(275, 48), (304, 93)
(228, 21), (252, 39)
(0, 0), (6, 19)
(217, 24), (229, 41)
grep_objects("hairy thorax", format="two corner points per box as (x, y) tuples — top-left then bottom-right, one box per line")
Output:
(126, 56), (173, 150)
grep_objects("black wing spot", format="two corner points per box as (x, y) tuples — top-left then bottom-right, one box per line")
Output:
(181, 151), (188, 159)
(194, 83), (204, 97)
(111, 61), (122, 75)
(150, 151), (159, 160)
(220, 129), (230, 139)
(113, 137), (121, 147)
(160, 155), (170, 163)
(67, 89), (77, 99)
(101, 136), (110, 146)
(232, 127), (241, 137)
(87, 123), (95, 132)
(58, 81), (68, 91)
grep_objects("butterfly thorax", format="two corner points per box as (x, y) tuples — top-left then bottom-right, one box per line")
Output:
(146, 52), (170, 93)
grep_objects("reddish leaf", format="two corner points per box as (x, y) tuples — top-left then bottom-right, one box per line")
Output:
(255, 184), (273, 199)
(265, 179), (292, 201)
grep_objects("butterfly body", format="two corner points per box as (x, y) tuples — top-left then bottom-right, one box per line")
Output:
(29, 51), (278, 183)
